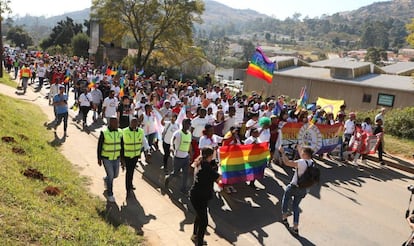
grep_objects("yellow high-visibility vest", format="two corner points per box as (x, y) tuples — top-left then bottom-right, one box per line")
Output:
(122, 127), (144, 158)
(101, 129), (122, 160)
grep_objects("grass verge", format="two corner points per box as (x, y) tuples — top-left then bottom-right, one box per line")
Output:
(384, 135), (414, 160)
(0, 72), (18, 87)
(0, 93), (143, 244)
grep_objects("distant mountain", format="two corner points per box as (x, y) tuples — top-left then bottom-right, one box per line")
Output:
(337, 0), (414, 23)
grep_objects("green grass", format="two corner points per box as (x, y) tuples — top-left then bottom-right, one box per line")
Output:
(384, 135), (414, 160)
(0, 88), (143, 244)
(0, 72), (19, 87)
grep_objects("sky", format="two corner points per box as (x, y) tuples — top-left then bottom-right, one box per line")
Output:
(9, 0), (389, 19)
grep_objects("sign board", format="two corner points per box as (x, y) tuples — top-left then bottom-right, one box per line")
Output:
(377, 93), (395, 107)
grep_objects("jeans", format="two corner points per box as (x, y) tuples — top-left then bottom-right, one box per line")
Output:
(191, 197), (208, 246)
(162, 142), (171, 169)
(377, 142), (383, 161)
(80, 106), (90, 125)
(38, 77), (44, 89)
(125, 156), (139, 192)
(282, 184), (307, 225)
(103, 158), (120, 197)
(169, 156), (190, 191)
(55, 112), (68, 132)
(21, 77), (29, 93)
(146, 132), (156, 147)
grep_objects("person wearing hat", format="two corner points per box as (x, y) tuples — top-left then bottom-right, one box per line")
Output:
(121, 117), (150, 197)
(53, 85), (69, 137)
(97, 117), (123, 202)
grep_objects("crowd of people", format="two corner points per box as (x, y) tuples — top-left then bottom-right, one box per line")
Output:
(6, 50), (389, 244)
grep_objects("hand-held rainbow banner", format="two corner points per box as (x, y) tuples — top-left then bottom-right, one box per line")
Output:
(246, 47), (275, 83)
(219, 142), (270, 184)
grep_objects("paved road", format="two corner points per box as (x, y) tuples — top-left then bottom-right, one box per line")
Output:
(24, 81), (414, 245)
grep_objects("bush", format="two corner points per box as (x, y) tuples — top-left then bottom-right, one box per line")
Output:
(356, 107), (414, 139)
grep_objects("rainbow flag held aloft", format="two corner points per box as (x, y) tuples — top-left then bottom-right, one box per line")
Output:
(219, 142), (270, 185)
(246, 47), (275, 83)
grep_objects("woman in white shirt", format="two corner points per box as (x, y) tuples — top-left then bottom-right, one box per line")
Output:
(161, 113), (180, 173)
(78, 87), (93, 128)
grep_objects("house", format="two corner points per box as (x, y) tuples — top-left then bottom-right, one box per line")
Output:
(244, 57), (414, 111)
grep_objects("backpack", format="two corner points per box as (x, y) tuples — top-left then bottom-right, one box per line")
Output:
(297, 160), (320, 188)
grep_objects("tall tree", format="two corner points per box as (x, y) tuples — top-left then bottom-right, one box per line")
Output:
(0, 0), (11, 78)
(40, 17), (83, 50)
(6, 26), (33, 47)
(406, 18), (414, 48)
(92, 0), (204, 69)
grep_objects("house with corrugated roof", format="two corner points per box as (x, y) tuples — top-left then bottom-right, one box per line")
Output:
(244, 57), (414, 111)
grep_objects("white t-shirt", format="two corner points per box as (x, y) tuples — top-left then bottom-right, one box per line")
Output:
(244, 136), (261, 145)
(361, 122), (373, 134)
(205, 114), (215, 125)
(142, 113), (157, 135)
(344, 119), (355, 134)
(191, 117), (208, 138)
(37, 66), (46, 78)
(199, 134), (223, 149)
(258, 128), (270, 143)
(162, 121), (180, 144)
(79, 92), (93, 107)
(291, 159), (312, 185)
(111, 85), (120, 98)
(102, 97), (118, 117)
(167, 93), (179, 107)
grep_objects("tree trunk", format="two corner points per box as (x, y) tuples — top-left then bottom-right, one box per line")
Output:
(0, 17), (3, 78)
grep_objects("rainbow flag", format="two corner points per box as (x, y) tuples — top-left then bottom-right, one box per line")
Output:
(295, 86), (308, 114)
(219, 142), (270, 184)
(246, 47), (275, 83)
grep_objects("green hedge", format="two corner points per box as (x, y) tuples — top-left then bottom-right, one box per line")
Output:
(356, 107), (414, 139)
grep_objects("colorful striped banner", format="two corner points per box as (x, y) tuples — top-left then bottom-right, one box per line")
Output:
(246, 47), (275, 83)
(280, 122), (343, 154)
(219, 142), (270, 184)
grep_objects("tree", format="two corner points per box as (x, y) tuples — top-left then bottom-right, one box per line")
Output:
(6, 26), (33, 48)
(0, 0), (11, 78)
(71, 33), (89, 57)
(365, 47), (387, 65)
(92, 0), (204, 69)
(406, 18), (414, 47)
(40, 17), (83, 50)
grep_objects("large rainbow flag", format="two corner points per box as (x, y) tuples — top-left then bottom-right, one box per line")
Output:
(219, 142), (270, 185)
(246, 47), (275, 83)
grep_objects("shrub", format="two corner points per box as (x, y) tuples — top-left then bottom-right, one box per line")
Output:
(356, 107), (414, 139)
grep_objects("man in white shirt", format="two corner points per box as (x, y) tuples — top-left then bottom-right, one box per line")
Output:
(102, 90), (119, 124)
(344, 112), (356, 145)
(191, 108), (208, 160)
(36, 62), (46, 90)
(161, 113), (180, 174)
(165, 119), (192, 193)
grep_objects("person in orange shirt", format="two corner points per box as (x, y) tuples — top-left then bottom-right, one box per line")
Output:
(19, 64), (32, 94)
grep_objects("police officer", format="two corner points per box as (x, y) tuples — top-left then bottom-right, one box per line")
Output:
(121, 117), (150, 197)
(97, 117), (123, 202)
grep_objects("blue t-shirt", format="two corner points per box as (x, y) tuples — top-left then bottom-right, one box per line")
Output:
(53, 94), (68, 114)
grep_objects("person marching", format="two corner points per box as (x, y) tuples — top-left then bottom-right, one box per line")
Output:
(97, 117), (123, 203)
(53, 85), (69, 137)
(121, 117), (150, 197)
(189, 147), (221, 246)
(165, 118), (192, 194)
(19, 64), (31, 94)
(279, 145), (314, 236)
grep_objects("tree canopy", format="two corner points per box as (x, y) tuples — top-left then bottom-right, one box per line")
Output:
(92, 0), (205, 68)
(407, 18), (414, 48)
(6, 26), (33, 48)
(40, 17), (83, 50)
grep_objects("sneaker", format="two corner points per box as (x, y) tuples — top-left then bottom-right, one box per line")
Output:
(282, 219), (289, 228)
(289, 227), (299, 236)
(107, 196), (115, 202)
(224, 186), (232, 194)
(164, 176), (170, 189)
(362, 159), (367, 165)
(380, 161), (386, 166)
(191, 235), (207, 245)
(64, 131), (68, 137)
(229, 185), (237, 193)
